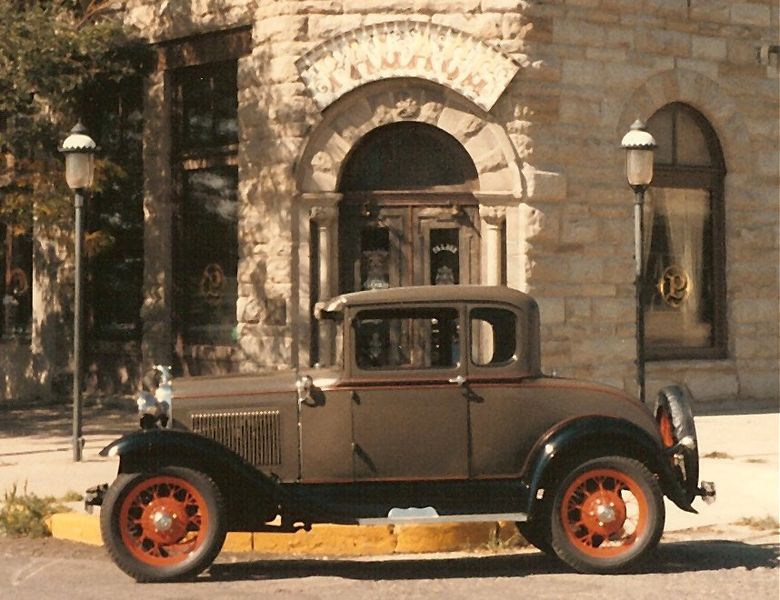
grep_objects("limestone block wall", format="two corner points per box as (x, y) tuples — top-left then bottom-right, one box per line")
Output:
(514, 1), (779, 403)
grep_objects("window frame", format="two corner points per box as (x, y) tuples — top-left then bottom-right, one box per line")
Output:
(165, 28), (250, 369)
(348, 305), (464, 379)
(645, 103), (727, 361)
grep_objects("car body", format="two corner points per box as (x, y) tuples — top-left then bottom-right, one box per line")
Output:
(90, 285), (714, 581)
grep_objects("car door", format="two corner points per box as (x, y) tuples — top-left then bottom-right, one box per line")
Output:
(347, 305), (469, 480)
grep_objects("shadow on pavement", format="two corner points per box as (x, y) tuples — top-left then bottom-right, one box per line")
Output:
(208, 539), (779, 581)
(0, 402), (136, 439)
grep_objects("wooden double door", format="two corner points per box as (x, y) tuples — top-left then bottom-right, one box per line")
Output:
(339, 195), (481, 293)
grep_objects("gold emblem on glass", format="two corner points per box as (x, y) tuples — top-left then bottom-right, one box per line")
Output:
(657, 265), (690, 308)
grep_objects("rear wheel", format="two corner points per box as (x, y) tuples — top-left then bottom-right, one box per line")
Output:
(550, 456), (664, 574)
(100, 467), (226, 582)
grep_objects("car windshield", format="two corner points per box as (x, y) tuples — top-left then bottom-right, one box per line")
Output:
(353, 307), (460, 370)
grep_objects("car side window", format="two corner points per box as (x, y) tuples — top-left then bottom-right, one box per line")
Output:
(353, 308), (460, 370)
(470, 307), (517, 367)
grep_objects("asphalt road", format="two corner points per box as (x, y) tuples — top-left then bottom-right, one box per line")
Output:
(1, 528), (777, 600)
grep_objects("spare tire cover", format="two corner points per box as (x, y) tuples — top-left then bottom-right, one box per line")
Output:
(653, 385), (699, 503)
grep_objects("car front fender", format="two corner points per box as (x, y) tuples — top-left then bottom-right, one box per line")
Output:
(100, 429), (284, 528)
(522, 415), (696, 517)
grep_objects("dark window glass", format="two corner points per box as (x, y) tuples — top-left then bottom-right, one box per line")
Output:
(85, 76), (145, 339)
(176, 61), (238, 151)
(360, 227), (390, 290)
(645, 103), (726, 359)
(470, 307), (517, 366)
(340, 122), (478, 192)
(430, 228), (459, 285)
(1, 227), (32, 340)
(354, 308), (460, 370)
(179, 166), (239, 345)
(173, 59), (240, 358)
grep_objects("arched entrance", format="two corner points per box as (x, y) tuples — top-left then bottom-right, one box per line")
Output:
(338, 122), (481, 293)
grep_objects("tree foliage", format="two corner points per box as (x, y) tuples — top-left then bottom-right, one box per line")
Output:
(0, 0), (148, 233)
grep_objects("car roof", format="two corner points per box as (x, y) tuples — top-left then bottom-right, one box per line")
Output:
(316, 285), (538, 315)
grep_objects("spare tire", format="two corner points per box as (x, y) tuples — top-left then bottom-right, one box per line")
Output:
(653, 385), (699, 503)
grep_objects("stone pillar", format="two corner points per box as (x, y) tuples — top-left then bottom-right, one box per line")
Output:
(140, 68), (174, 370)
(478, 204), (508, 287)
(302, 193), (341, 366)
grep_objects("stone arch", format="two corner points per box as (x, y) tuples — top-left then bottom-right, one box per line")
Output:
(616, 68), (752, 174)
(296, 78), (521, 195)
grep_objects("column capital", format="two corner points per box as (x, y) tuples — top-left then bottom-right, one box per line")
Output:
(479, 204), (507, 227)
(473, 191), (518, 206)
(300, 192), (342, 208)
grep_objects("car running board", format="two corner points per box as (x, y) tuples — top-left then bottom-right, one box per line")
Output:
(357, 507), (528, 526)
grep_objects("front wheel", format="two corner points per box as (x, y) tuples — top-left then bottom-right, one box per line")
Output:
(100, 467), (227, 582)
(550, 456), (664, 574)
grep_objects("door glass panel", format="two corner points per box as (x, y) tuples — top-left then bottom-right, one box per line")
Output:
(354, 308), (460, 370)
(430, 228), (460, 285)
(360, 226), (390, 290)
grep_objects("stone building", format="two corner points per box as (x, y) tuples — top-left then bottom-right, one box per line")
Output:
(2, 0), (778, 405)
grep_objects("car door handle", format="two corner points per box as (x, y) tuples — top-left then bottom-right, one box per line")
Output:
(448, 375), (466, 386)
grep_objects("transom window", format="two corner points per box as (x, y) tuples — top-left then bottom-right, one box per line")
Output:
(645, 103), (726, 359)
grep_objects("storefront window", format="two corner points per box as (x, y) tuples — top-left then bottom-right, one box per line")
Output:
(1, 227), (32, 340)
(84, 76), (145, 340)
(645, 103), (726, 359)
(173, 60), (239, 350)
(179, 166), (238, 345)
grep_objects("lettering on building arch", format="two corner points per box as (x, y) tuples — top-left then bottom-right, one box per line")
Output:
(296, 21), (520, 112)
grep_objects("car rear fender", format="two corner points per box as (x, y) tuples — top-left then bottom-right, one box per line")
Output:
(100, 429), (283, 528)
(523, 416), (696, 518)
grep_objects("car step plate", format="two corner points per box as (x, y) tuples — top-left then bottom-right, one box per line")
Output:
(357, 507), (527, 525)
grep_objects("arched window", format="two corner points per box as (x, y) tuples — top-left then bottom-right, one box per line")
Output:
(645, 103), (727, 359)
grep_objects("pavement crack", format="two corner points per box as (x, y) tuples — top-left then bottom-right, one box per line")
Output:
(11, 558), (63, 587)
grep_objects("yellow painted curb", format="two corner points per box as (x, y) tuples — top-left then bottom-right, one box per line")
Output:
(48, 512), (103, 546)
(49, 512), (528, 555)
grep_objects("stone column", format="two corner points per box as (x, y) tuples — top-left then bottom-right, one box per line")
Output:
(478, 204), (508, 287)
(140, 68), (174, 371)
(303, 193), (341, 366)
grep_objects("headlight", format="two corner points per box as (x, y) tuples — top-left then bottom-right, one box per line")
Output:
(137, 365), (174, 429)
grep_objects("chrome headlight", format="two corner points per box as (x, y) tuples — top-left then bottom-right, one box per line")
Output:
(137, 364), (174, 429)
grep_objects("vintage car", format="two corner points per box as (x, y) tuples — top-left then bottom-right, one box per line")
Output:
(88, 285), (715, 582)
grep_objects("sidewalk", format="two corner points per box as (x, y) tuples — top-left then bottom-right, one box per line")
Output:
(1, 401), (778, 552)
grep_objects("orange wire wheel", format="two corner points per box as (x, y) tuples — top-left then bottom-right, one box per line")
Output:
(551, 456), (664, 574)
(101, 467), (226, 583)
(657, 408), (676, 448)
(118, 475), (210, 566)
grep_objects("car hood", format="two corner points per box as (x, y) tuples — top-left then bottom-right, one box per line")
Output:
(172, 368), (341, 400)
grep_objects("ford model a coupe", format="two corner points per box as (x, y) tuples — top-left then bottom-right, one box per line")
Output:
(90, 286), (715, 582)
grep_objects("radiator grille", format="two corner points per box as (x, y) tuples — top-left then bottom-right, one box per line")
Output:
(191, 410), (282, 467)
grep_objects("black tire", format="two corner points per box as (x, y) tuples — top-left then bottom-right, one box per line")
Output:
(100, 467), (227, 583)
(516, 521), (552, 554)
(653, 385), (699, 502)
(550, 456), (665, 574)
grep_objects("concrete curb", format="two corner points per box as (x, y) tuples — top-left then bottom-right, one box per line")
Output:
(48, 513), (526, 555)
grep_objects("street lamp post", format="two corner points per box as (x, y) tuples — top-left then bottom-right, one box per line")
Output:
(60, 123), (96, 462)
(621, 119), (656, 405)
